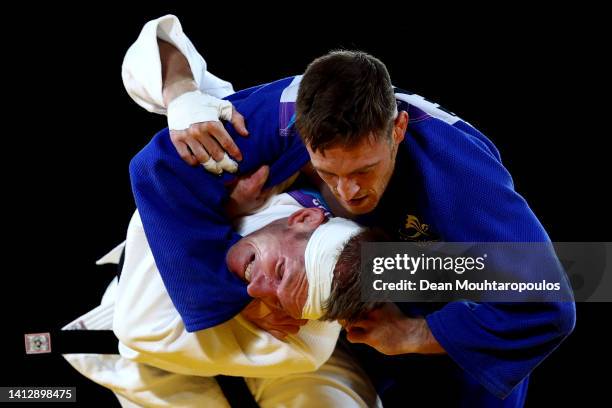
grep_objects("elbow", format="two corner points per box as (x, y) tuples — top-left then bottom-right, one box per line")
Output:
(129, 150), (147, 191)
(129, 152), (150, 202)
(128, 131), (170, 191)
(129, 145), (154, 183)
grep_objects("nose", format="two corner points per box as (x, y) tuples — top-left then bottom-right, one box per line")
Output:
(336, 177), (360, 201)
(247, 272), (278, 302)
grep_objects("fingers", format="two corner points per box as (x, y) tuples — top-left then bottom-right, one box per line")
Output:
(196, 122), (242, 162)
(196, 128), (225, 162)
(268, 330), (288, 340)
(264, 323), (302, 339)
(257, 308), (305, 336)
(264, 310), (301, 327)
(268, 324), (300, 334)
(171, 138), (198, 166)
(224, 166), (271, 218)
(345, 317), (373, 331)
(240, 299), (271, 320)
(210, 121), (243, 161)
(217, 153), (238, 173)
(231, 108), (249, 137)
(202, 158), (223, 175)
(275, 317), (307, 327)
(172, 130), (237, 174)
(343, 318), (376, 346)
(246, 165), (270, 197)
(278, 325), (301, 335)
(244, 315), (303, 340)
(230, 165), (270, 202)
(185, 139), (211, 165)
(345, 327), (369, 344)
(169, 121), (243, 172)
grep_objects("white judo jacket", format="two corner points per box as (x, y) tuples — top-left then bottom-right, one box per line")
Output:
(62, 198), (343, 405)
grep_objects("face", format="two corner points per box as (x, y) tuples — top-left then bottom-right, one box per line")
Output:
(307, 111), (408, 215)
(226, 208), (326, 319)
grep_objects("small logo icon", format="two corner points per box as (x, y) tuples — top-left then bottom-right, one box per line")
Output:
(24, 332), (51, 354)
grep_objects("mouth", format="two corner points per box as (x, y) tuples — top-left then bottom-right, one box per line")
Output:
(244, 254), (255, 282)
(346, 195), (368, 206)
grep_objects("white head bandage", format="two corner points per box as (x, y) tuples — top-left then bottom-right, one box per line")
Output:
(302, 217), (364, 320)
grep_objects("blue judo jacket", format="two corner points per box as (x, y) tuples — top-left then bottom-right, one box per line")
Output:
(129, 76), (575, 401)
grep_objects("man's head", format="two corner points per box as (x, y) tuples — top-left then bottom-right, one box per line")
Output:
(226, 208), (324, 320)
(296, 50), (408, 214)
(226, 202), (363, 320)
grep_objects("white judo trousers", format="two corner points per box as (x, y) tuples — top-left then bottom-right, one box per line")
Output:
(63, 194), (381, 407)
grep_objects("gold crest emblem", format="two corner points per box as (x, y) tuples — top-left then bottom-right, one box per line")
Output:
(398, 214), (437, 241)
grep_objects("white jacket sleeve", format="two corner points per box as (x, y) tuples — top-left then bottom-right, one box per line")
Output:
(113, 210), (341, 378)
(121, 14), (235, 115)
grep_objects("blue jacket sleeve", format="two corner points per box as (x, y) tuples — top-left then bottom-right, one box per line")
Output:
(405, 118), (576, 398)
(129, 78), (310, 331)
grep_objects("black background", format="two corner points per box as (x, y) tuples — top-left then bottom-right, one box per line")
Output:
(6, 3), (610, 406)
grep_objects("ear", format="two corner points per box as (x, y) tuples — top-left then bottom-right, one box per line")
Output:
(287, 208), (326, 232)
(392, 110), (408, 145)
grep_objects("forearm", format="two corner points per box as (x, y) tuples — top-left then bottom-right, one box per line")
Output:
(159, 39), (197, 106)
(122, 15), (233, 113)
(129, 130), (251, 330)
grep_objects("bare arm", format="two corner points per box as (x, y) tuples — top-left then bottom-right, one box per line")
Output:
(159, 39), (198, 106)
(122, 16), (248, 171)
(153, 38), (249, 169)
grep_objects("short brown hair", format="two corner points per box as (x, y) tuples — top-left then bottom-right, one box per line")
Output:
(296, 50), (397, 153)
(322, 228), (390, 322)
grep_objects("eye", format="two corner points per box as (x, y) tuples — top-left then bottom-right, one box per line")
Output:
(276, 260), (285, 280)
(317, 170), (337, 181)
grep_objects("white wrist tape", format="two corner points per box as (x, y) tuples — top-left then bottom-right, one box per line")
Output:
(168, 90), (238, 174)
(167, 90), (233, 131)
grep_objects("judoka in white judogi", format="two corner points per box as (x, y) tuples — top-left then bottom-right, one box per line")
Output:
(63, 193), (381, 407)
